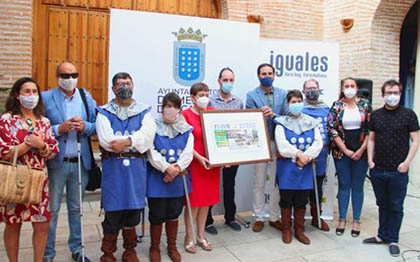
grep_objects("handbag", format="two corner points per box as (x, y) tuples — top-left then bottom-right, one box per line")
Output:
(0, 147), (46, 204)
(79, 88), (102, 191)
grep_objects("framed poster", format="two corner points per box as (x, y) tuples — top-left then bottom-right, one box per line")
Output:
(200, 109), (273, 167)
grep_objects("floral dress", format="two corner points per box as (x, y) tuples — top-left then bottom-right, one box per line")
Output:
(0, 113), (59, 224)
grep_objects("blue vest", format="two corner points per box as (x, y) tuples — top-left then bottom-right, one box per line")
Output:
(97, 107), (150, 212)
(276, 128), (315, 190)
(303, 107), (329, 176)
(147, 130), (192, 198)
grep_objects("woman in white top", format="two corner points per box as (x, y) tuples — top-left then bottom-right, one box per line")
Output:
(327, 77), (371, 237)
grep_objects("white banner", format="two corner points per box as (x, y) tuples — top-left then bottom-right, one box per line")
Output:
(260, 39), (339, 220)
(109, 9), (260, 114)
(109, 10), (339, 221)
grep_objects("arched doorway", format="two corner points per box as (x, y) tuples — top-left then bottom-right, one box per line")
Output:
(400, 2), (418, 109)
(32, 0), (222, 105)
(369, 0), (417, 108)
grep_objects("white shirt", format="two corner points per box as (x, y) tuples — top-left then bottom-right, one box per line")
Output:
(342, 106), (362, 130)
(96, 111), (156, 153)
(275, 124), (323, 160)
(147, 133), (194, 172)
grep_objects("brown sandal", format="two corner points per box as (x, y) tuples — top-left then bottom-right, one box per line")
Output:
(184, 240), (197, 254)
(196, 238), (213, 251)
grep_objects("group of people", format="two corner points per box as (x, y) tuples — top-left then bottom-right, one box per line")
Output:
(0, 61), (418, 262)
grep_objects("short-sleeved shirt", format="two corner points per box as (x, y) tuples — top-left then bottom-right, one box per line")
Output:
(369, 106), (420, 171)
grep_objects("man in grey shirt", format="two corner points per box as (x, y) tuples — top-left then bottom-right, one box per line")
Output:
(205, 67), (244, 234)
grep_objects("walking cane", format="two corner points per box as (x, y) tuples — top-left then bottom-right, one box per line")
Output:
(311, 160), (322, 229)
(76, 133), (86, 262)
(182, 174), (196, 244)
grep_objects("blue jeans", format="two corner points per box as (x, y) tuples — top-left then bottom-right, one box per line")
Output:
(370, 168), (408, 243)
(334, 155), (368, 221)
(44, 162), (89, 259)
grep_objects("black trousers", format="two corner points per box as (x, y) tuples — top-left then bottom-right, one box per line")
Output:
(148, 197), (185, 225)
(309, 174), (326, 205)
(102, 209), (142, 234)
(279, 189), (311, 209)
(206, 165), (239, 225)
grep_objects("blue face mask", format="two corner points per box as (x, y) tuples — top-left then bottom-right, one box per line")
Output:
(289, 102), (304, 115)
(221, 82), (234, 94)
(259, 76), (274, 87)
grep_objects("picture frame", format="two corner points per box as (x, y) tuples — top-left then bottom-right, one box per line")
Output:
(200, 109), (273, 168)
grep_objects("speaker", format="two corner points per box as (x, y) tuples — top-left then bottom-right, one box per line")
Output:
(355, 78), (373, 104)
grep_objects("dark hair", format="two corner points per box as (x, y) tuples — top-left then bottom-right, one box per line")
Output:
(218, 67), (234, 79)
(162, 92), (181, 109)
(112, 72), (133, 86)
(286, 89), (303, 103)
(257, 63), (275, 76)
(339, 77), (358, 98)
(381, 79), (402, 95)
(302, 79), (319, 90)
(190, 82), (209, 96)
(5, 77), (45, 117)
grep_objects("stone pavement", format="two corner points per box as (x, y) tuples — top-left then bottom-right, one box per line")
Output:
(1, 180), (420, 262)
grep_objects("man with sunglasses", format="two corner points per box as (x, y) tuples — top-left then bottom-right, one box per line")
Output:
(205, 67), (244, 234)
(42, 61), (97, 262)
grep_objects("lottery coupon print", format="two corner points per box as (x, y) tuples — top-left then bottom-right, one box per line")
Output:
(200, 110), (272, 167)
(213, 122), (261, 151)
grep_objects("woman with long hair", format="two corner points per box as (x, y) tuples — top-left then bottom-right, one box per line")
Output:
(328, 77), (371, 237)
(0, 77), (58, 262)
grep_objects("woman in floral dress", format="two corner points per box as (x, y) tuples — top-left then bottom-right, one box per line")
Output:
(0, 77), (58, 262)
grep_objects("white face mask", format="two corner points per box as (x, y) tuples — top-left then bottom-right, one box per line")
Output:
(58, 77), (78, 92)
(384, 94), (400, 107)
(343, 88), (357, 99)
(19, 95), (39, 110)
(196, 96), (209, 109)
(163, 107), (180, 122)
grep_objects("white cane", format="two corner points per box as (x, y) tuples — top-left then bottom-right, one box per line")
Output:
(182, 175), (196, 244)
(311, 160), (321, 229)
(77, 133), (85, 262)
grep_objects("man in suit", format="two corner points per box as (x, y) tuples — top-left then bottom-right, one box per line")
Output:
(43, 61), (97, 262)
(246, 63), (288, 232)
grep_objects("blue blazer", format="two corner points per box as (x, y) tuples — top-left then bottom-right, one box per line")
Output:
(246, 86), (288, 140)
(42, 87), (97, 170)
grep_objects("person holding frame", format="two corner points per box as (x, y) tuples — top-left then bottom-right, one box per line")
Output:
(181, 83), (220, 253)
(205, 67), (244, 234)
(274, 90), (323, 245)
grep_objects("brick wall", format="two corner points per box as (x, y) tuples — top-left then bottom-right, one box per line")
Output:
(225, 0), (323, 40)
(0, 0), (33, 92)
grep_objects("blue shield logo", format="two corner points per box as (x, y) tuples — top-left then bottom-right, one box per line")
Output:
(173, 41), (205, 86)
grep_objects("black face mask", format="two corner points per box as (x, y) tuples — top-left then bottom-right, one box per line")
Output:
(115, 85), (133, 100)
(305, 89), (320, 100)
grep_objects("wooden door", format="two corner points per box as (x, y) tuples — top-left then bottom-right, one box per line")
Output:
(33, 0), (221, 106)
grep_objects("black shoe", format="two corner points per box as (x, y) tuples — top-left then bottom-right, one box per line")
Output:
(389, 244), (400, 257)
(363, 236), (386, 244)
(226, 221), (241, 232)
(351, 230), (360, 237)
(335, 228), (345, 236)
(72, 252), (91, 262)
(205, 225), (218, 235)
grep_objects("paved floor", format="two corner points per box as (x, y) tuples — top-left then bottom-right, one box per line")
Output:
(1, 180), (420, 262)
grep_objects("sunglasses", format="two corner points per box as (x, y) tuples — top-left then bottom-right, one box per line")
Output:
(59, 73), (79, 79)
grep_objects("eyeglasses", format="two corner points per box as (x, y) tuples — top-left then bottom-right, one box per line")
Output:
(59, 73), (79, 79)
